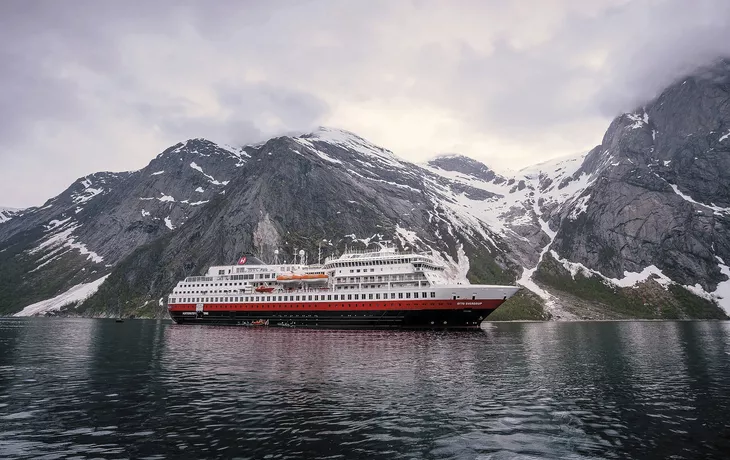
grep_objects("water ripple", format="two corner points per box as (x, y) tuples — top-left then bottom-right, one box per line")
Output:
(0, 319), (729, 459)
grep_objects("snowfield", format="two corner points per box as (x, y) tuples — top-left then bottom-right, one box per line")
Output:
(14, 274), (110, 317)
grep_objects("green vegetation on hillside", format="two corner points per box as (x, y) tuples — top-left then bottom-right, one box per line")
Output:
(79, 235), (174, 318)
(534, 252), (727, 320)
(464, 240), (517, 286)
(487, 289), (551, 321)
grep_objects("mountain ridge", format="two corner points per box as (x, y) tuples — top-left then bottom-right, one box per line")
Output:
(2, 62), (730, 319)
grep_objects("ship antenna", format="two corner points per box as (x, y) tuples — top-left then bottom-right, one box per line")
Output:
(318, 239), (327, 265)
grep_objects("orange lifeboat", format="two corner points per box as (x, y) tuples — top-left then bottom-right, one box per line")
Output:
(276, 274), (302, 283)
(255, 285), (275, 293)
(301, 273), (328, 283)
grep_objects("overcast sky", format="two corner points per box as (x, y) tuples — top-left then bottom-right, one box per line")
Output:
(1, 0), (730, 208)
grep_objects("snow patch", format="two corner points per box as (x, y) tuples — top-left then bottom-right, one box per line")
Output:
(141, 209), (150, 217)
(300, 127), (405, 169)
(170, 140), (188, 154)
(0, 207), (21, 223)
(551, 250), (672, 289)
(314, 149), (343, 164)
(164, 216), (174, 230)
(394, 225), (420, 247)
(73, 187), (103, 204)
(714, 262), (730, 315)
(14, 274), (110, 317)
(669, 184), (730, 215)
(190, 162), (228, 186)
(30, 220), (104, 263)
(195, 187), (205, 193)
(609, 266), (672, 288)
(151, 170), (165, 176)
(46, 217), (72, 230)
(626, 111), (649, 130)
(158, 193), (175, 203)
(719, 131), (730, 143)
(516, 220), (572, 318)
(568, 195), (590, 220)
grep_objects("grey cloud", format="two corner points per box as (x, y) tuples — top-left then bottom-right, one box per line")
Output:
(592, 1), (730, 115)
(215, 83), (329, 138)
(404, 0), (730, 141)
(0, 53), (82, 145)
(146, 83), (330, 146)
(1, 0), (730, 207)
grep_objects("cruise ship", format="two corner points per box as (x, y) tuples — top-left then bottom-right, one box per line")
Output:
(167, 248), (520, 329)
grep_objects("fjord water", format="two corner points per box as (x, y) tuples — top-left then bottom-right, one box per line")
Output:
(0, 319), (728, 459)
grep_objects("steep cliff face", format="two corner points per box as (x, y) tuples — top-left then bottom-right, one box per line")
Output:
(530, 60), (730, 318)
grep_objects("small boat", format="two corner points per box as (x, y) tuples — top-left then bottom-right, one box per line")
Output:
(255, 285), (275, 293)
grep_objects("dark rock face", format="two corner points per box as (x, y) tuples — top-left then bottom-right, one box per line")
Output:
(0, 139), (247, 313)
(549, 59), (730, 294)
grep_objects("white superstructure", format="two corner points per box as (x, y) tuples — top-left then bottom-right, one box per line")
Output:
(167, 248), (518, 307)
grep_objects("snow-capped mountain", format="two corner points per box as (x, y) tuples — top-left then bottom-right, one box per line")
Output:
(0, 139), (249, 315)
(2, 60), (729, 320)
(534, 60), (730, 319)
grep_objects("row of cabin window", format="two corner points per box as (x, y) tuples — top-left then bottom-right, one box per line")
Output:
(173, 291), (437, 304)
(332, 259), (418, 267)
(177, 279), (424, 294)
(177, 284), (426, 296)
(176, 289), (242, 294)
(222, 273), (273, 280)
(180, 277), (268, 288)
(338, 275), (425, 283)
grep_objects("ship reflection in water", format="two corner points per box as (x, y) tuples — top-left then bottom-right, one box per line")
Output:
(0, 318), (729, 459)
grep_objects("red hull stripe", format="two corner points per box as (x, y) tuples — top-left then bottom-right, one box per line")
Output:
(169, 299), (504, 312)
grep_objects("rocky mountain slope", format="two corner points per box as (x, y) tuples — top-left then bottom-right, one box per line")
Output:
(0, 140), (247, 314)
(1, 60), (729, 320)
(534, 60), (730, 319)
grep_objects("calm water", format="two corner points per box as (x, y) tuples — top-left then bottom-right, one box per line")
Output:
(0, 319), (729, 459)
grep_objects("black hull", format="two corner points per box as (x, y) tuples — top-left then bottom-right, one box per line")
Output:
(169, 308), (497, 330)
